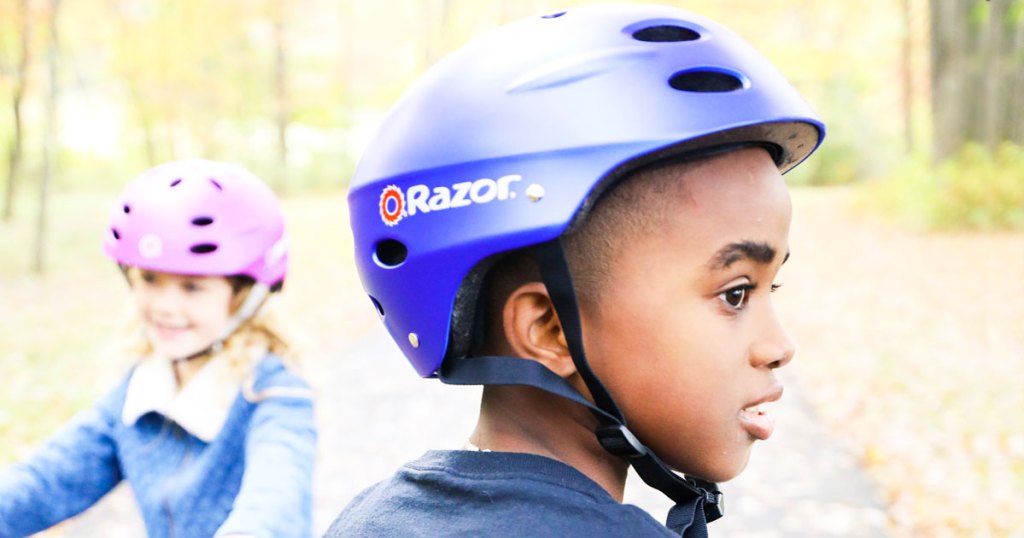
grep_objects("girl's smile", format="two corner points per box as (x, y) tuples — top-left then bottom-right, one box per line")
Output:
(150, 320), (192, 341)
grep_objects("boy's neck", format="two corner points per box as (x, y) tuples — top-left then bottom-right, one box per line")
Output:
(470, 384), (630, 501)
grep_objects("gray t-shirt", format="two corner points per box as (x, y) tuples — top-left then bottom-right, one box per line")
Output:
(325, 450), (683, 537)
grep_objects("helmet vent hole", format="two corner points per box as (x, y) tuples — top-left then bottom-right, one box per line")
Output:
(192, 216), (214, 226)
(669, 69), (745, 93)
(111, 228), (121, 240)
(190, 243), (218, 254)
(541, 11), (566, 19)
(373, 239), (408, 268)
(209, 178), (223, 191)
(369, 295), (385, 317)
(123, 205), (131, 214)
(632, 25), (700, 42)
(170, 178), (182, 187)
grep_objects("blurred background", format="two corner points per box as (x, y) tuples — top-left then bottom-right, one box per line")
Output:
(1, 0), (1021, 536)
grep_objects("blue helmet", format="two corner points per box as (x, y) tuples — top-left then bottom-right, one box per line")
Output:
(350, 3), (823, 377)
(348, 3), (825, 529)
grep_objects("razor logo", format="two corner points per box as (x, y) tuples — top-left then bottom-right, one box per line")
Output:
(379, 174), (522, 226)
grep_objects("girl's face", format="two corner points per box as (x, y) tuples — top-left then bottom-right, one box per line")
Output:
(129, 269), (235, 360)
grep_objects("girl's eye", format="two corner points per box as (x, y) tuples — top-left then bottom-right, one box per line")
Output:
(720, 285), (751, 309)
(183, 281), (201, 292)
(141, 272), (157, 284)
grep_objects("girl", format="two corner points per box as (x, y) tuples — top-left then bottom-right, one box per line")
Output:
(0, 160), (317, 537)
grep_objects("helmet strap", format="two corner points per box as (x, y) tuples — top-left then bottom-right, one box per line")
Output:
(440, 239), (724, 536)
(170, 282), (271, 364)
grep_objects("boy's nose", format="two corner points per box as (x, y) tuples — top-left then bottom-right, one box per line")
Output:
(749, 310), (795, 369)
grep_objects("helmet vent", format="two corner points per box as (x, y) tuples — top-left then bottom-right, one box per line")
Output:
(369, 295), (385, 317)
(123, 205), (131, 214)
(632, 25), (699, 42)
(669, 69), (745, 93)
(190, 243), (218, 254)
(209, 178), (223, 191)
(192, 216), (214, 226)
(542, 11), (566, 19)
(374, 239), (408, 268)
(170, 178), (183, 187)
(111, 228), (121, 240)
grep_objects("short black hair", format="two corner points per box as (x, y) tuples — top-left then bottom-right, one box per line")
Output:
(473, 152), (709, 350)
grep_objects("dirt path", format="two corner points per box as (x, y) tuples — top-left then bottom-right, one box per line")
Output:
(776, 189), (1023, 536)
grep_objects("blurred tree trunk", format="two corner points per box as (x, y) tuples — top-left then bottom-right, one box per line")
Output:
(128, 81), (158, 166)
(900, 0), (914, 153)
(341, 0), (357, 114)
(3, 0), (30, 222)
(421, 0), (453, 69)
(930, 0), (1024, 160)
(273, 0), (289, 192)
(1010, 4), (1024, 143)
(34, 0), (60, 274)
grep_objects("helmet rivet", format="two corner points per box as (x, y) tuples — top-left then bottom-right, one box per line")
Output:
(408, 333), (420, 348)
(525, 184), (545, 202)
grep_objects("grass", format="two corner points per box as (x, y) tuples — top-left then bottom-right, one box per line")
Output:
(0, 192), (128, 460)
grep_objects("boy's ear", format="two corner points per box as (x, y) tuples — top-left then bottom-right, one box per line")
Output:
(502, 282), (577, 379)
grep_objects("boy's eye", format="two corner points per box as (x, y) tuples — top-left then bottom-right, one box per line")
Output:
(720, 285), (751, 309)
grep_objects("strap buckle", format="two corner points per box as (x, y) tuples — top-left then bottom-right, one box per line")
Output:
(689, 479), (725, 522)
(595, 424), (648, 458)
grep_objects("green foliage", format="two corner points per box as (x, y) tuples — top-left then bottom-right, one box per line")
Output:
(1012, 0), (1024, 24)
(50, 144), (354, 194)
(5, 0), (915, 196)
(866, 142), (1024, 230)
(53, 149), (150, 191)
(970, 0), (990, 28)
(785, 139), (863, 186)
(785, 78), (889, 187)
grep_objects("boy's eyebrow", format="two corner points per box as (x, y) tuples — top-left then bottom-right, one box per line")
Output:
(707, 241), (788, 270)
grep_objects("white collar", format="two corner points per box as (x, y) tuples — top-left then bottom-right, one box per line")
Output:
(121, 355), (245, 442)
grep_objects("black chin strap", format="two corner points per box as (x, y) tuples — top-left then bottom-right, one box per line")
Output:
(439, 239), (723, 537)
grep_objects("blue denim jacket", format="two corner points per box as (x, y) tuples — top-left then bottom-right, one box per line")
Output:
(0, 354), (316, 538)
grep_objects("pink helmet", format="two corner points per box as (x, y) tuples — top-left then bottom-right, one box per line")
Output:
(103, 159), (287, 287)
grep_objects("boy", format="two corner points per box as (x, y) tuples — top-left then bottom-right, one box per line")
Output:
(330, 3), (824, 536)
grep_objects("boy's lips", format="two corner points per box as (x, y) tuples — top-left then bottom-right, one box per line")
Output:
(738, 383), (784, 441)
